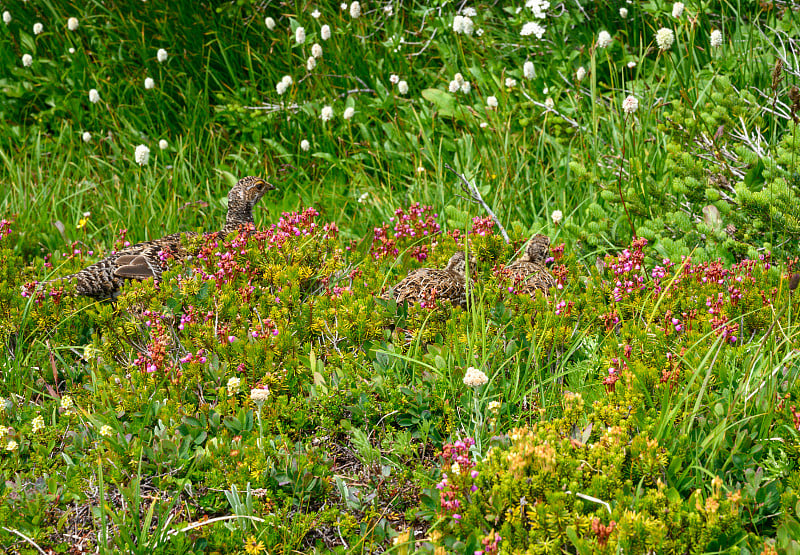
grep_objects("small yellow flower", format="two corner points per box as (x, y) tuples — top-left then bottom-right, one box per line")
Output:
(76, 212), (91, 229)
(244, 535), (265, 554)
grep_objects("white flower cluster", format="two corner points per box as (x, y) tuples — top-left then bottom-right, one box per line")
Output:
(576, 66), (586, 81)
(524, 61), (535, 80)
(487, 96), (498, 108)
(2, 11), (10, 25)
(710, 29), (723, 48)
(656, 27), (674, 50)
(622, 95), (638, 114)
(157, 48), (168, 63)
(526, 0), (549, 18)
(251, 386), (270, 403)
(227, 376), (241, 392)
(22, 54), (32, 67)
(453, 15), (474, 36)
(672, 2), (685, 18)
(265, 17), (276, 30)
(448, 72), (471, 94)
(33, 22), (43, 35)
(134, 144), (150, 166)
(597, 30), (612, 48)
(551, 210), (563, 225)
(520, 22), (545, 38)
(321, 24), (331, 40)
(276, 75), (293, 95)
(349, 1), (361, 18)
(463, 366), (489, 387)
(343, 106), (355, 119)
(619, 7), (628, 18)
(320, 105), (333, 121)
(67, 17), (79, 31)
(89, 88), (100, 103)
(295, 26), (306, 44)
(505, 77), (517, 88)
(144, 77), (155, 89)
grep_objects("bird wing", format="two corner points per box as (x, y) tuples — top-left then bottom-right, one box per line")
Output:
(114, 254), (158, 280)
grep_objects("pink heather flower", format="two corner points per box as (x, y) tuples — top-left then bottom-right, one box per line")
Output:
(228, 335), (236, 343)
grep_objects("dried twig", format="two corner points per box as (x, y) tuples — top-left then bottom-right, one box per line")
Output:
(443, 163), (509, 243)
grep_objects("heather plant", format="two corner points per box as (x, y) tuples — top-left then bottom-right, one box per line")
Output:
(1, 0), (800, 553)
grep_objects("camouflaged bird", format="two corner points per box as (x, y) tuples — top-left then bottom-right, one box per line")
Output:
(40, 176), (275, 300)
(382, 251), (476, 308)
(503, 233), (555, 296)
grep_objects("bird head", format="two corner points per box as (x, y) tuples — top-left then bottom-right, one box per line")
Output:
(523, 234), (551, 264)
(446, 251), (477, 276)
(229, 176), (276, 207)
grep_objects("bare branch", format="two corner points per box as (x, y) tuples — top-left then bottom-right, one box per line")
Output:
(443, 163), (510, 243)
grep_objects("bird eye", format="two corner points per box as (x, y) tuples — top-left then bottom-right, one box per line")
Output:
(254, 179), (266, 190)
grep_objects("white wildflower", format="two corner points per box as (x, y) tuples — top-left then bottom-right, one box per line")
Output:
(340, 3), (348, 10)
(526, 0), (549, 18)
(312, 43), (323, 58)
(487, 96), (498, 108)
(453, 72), (465, 85)
(82, 131), (91, 143)
(144, 77), (155, 89)
(276, 75), (292, 95)
(32, 415), (44, 433)
(453, 15), (474, 36)
(300, 139), (310, 151)
(67, 17), (79, 31)
(99, 425), (113, 438)
(476, 28), (484, 36)
(2, 11), (10, 25)
(622, 95), (638, 114)
(6, 440), (17, 452)
(448, 80), (460, 93)
(576, 66), (586, 81)
(710, 29), (723, 48)
(343, 106), (355, 119)
(157, 48), (168, 62)
(320, 105), (333, 121)
(488, 400), (501, 413)
(505, 77), (517, 88)
(321, 24), (331, 40)
(480, 122), (488, 128)
(250, 386), (270, 403)
(390, 74), (400, 84)
(89, 88), (100, 103)
(159, 139), (168, 150)
(295, 26), (306, 44)
(655, 27), (674, 50)
(672, 2), (684, 18)
(61, 396), (74, 410)
(227, 377), (241, 392)
(619, 8), (628, 18)
(384, 5), (393, 15)
(33, 22), (43, 35)
(551, 210), (563, 225)
(397, 80), (408, 95)
(544, 97), (554, 109)
(627, 61), (637, 68)
(68, 47), (75, 54)
(307, 56), (316, 71)
(597, 30), (612, 48)
(349, 1), (361, 18)
(134, 144), (150, 166)
(520, 22), (545, 38)
(357, 192), (369, 203)
(22, 54), (32, 67)
(523, 61), (535, 80)
(265, 17), (276, 30)
(311, 9), (321, 19)
(461, 81), (471, 94)
(463, 7), (477, 17)
(463, 366), (489, 387)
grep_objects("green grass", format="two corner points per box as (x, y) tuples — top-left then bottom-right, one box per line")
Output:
(1, 0), (800, 553)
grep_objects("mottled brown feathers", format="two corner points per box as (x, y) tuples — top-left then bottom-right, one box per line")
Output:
(42, 176), (275, 300)
(383, 251), (475, 308)
(504, 234), (555, 296)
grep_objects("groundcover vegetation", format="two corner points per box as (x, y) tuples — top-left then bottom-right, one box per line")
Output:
(1, 0), (800, 553)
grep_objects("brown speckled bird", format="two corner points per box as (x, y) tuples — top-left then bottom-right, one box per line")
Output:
(504, 233), (555, 295)
(382, 251), (476, 308)
(41, 176), (275, 300)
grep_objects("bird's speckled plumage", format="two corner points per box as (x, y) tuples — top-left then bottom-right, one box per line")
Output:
(382, 251), (476, 308)
(504, 234), (555, 295)
(42, 176), (275, 300)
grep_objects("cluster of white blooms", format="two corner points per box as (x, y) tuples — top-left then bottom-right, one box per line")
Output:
(89, 88), (100, 103)
(524, 61), (535, 80)
(159, 139), (168, 150)
(520, 21), (545, 38)
(505, 77), (517, 88)
(597, 30), (612, 48)
(340, 2), (348, 9)
(33, 22), (43, 35)
(383, 5), (393, 16)
(320, 25), (330, 41)
(544, 97), (554, 109)
(265, 17), (276, 30)
(295, 26), (306, 44)
(622, 95), (638, 114)
(82, 131), (91, 143)
(397, 80), (408, 95)
(619, 7), (628, 18)
(320, 105), (333, 121)
(453, 15), (474, 36)
(276, 75), (293, 95)
(487, 95), (498, 108)
(312, 43), (323, 58)
(134, 144), (150, 166)
(67, 17), (79, 31)
(358, 191), (369, 203)
(2, 11), (10, 25)
(672, 2), (684, 18)
(627, 61), (637, 68)
(227, 377), (241, 392)
(300, 139), (310, 151)
(22, 54), (32, 67)
(6, 440), (17, 451)
(307, 56), (316, 71)
(349, 1), (361, 18)
(144, 77), (154, 89)
(250, 386), (270, 403)
(157, 48), (168, 62)
(311, 9), (321, 19)
(463, 366), (489, 387)
(99, 425), (113, 438)
(32, 415), (45, 433)
(448, 72), (471, 94)
(710, 29), (723, 48)
(343, 106), (355, 119)
(526, 0), (549, 18)
(488, 400), (501, 413)
(576, 66), (586, 81)
(61, 396), (74, 410)
(656, 27), (674, 50)
(551, 209), (563, 225)
(390, 74), (399, 84)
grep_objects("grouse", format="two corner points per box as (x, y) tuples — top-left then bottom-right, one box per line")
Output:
(504, 233), (555, 295)
(40, 176), (275, 300)
(382, 251), (476, 308)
